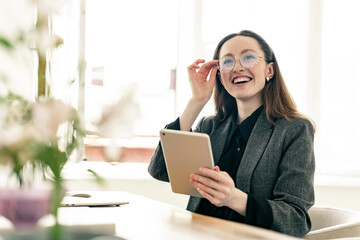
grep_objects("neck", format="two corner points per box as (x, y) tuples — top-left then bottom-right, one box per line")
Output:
(236, 98), (263, 123)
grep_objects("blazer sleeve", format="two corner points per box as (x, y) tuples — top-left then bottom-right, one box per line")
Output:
(147, 118), (181, 182)
(268, 119), (315, 237)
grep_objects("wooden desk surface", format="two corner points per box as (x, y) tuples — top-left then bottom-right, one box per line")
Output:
(56, 191), (300, 240)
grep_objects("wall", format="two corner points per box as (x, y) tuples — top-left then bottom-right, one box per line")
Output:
(314, 175), (360, 211)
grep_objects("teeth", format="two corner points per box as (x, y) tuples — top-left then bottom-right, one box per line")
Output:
(233, 77), (251, 84)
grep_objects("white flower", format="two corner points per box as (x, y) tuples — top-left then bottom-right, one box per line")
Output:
(27, 28), (62, 56)
(0, 124), (25, 147)
(96, 90), (141, 139)
(0, 97), (30, 147)
(30, 0), (72, 16)
(31, 99), (74, 142)
(7, 100), (24, 124)
(0, 99), (27, 128)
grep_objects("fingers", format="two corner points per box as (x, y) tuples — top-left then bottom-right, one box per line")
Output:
(190, 173), (219, 188)
(187, 59), (218, 77)
(208, 64), (219, 85)
(190, 174), (222, 198)
(198, 167), (224, 182)
(194, 181), (223, 201)
(198, 60), (219, 73)
(190, 173), (228, 206)
(187, 59), (205, 72)
(190, 166), (236, 207)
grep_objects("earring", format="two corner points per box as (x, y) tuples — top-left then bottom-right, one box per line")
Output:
(266, 77), (270, 82)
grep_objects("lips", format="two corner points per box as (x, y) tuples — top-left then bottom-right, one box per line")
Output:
(232, 76), (252, 84)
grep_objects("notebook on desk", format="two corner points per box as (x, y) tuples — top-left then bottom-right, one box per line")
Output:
(61, 192), (129, 207)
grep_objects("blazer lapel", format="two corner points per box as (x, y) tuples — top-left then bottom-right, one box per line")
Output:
(236, 111), (273, 193)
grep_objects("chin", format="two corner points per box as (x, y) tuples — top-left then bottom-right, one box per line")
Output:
(233, 92), (262, 103)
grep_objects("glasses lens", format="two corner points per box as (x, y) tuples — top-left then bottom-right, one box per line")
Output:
(219, 57), (235, 72)
(241, 52), (258, 69)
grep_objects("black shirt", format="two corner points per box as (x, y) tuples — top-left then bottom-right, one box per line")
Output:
(166, 106), (273, 229)
(196, 106), (272, 226)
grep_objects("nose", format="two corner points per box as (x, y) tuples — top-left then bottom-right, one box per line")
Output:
(233, 58), (245, 72)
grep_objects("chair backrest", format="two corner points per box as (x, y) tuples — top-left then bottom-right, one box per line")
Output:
(305, 206), (360, 240)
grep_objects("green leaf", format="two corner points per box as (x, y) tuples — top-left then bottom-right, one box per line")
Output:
(87, 169), (105, 186)
(34, 144), (67, 179)
(0, 37), (13, 49)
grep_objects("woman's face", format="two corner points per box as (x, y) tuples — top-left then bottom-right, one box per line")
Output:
(218, 36), (273, 104)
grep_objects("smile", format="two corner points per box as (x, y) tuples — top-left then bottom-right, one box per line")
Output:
(232, 76), (252, 84)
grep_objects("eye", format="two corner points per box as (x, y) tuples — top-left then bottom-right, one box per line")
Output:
(242, 53), (256, 61)
(222, 57), (234, 65)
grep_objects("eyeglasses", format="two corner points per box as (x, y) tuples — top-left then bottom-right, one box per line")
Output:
(217, 52), (267, 73)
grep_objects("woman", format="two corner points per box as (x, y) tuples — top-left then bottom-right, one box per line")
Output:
(148, 30), (315, 237)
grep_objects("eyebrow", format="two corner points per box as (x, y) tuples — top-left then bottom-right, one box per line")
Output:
(221, 49), (257, 58)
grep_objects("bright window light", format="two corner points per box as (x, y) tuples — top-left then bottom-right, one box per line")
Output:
(47, 0), (360, 175)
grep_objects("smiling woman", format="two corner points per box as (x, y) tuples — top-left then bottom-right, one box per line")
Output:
(149, 30), (316, 237)
(214, 35), (273, 116)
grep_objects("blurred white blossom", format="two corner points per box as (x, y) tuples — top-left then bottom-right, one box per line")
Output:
(95, 89), (141, 139)
(32, 98), (73, 142)
(0, 93), (84, 186)
(30, 0), (72, 17)
(0, 0), (69, 98)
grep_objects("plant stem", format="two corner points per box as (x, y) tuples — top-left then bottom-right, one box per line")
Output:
(36, 10), (49, 98)
(50, 178), (63, 240)
(37, 54), (47, 97)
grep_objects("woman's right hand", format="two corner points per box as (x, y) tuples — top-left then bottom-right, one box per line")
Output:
(180, 59), (219, 131)
(187, 59), (219, 104)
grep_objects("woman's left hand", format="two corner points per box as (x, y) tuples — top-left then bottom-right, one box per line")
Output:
(190, 166), (248, 216)
(190, 166), (236, 207)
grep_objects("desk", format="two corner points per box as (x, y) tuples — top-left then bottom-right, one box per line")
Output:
(1, 191), (300, 240)
(59, 191), (300, 240)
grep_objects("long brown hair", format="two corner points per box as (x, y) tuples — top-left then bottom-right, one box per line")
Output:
(213, 30), (315, 130)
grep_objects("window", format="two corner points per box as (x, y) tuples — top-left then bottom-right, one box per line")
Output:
(316, 0), (360, 175)
(198, 0), (310, 115)
(84, 0), (179, 136)
(50, 0), (360, 175)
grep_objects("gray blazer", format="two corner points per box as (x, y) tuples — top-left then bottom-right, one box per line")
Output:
(148, 110), (315, 237)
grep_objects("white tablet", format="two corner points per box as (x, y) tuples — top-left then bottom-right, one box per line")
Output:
(160, 129), (214, 197)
